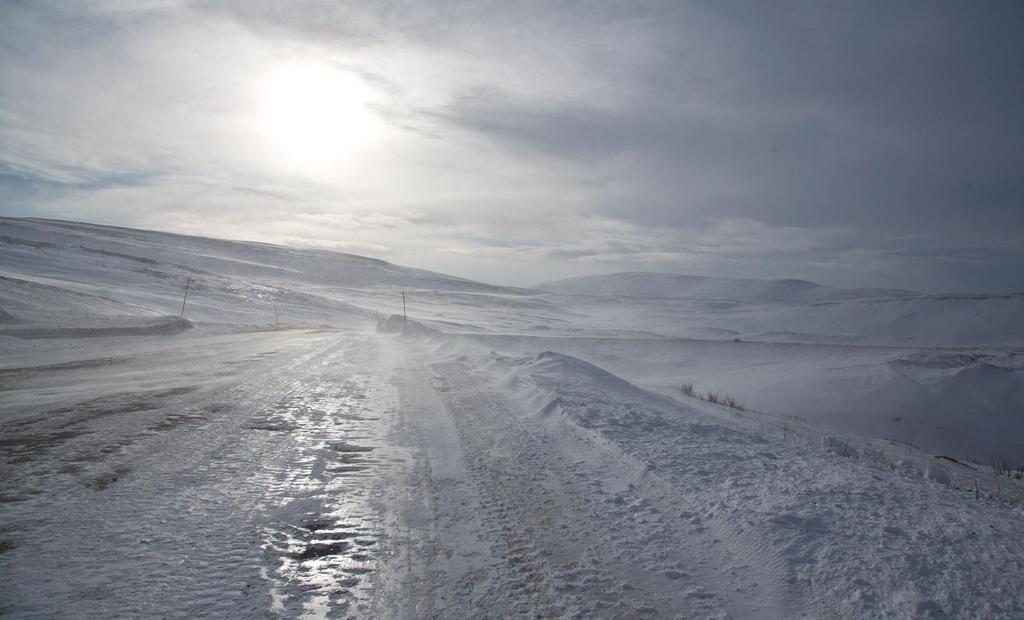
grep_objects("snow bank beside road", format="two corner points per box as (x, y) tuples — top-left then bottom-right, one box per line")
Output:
(462, 334), (1024, 466)
(0, 315), (192, 339)
(413, 334), (1024, 618)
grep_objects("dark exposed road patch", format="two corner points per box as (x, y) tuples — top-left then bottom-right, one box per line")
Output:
(85, 466), (131, 490)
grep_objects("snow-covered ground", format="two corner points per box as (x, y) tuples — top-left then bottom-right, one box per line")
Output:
(2, 218), (1023, 618)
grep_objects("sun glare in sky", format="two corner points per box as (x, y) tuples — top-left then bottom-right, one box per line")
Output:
(256, 62), (377, 175)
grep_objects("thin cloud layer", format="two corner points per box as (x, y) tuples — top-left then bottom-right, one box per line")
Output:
(1, 0), (1021, 292)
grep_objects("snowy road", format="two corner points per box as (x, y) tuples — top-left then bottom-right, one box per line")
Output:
(1, 331), (752, 617)
(3, 331), (405, 617)
(3, 329), (1024, 618)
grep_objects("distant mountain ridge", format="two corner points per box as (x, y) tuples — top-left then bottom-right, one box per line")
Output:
(537, 272), (920, 303)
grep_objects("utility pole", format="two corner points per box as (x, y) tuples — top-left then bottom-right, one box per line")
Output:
(273, 303), (279, 328)
(402, 291), (407, 327)
(180, 276), (192, 317)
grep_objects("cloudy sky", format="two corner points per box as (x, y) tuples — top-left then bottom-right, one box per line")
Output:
(1, 1), (1022, 292)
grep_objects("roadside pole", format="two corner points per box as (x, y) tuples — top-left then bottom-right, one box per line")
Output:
(180, 276), (192, 317)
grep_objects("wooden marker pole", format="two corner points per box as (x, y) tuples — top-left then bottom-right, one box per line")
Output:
(180, 276), (192, 317)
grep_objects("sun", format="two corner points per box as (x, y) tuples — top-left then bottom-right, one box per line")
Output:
(257, 62), (377, 174)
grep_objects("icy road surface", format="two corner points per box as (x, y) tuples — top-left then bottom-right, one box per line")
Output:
(1, 330), (737, 617)
(2, 329), (1023, 618)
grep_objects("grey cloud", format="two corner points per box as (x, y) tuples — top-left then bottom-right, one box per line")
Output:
(417, 2), (1024, 292)
(0, 0), (1021, 292)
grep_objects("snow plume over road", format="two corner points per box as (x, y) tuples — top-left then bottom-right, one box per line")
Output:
(2, 218), (1024, 618)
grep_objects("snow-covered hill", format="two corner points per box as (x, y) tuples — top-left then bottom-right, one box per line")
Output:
(538, 271), (919, 302)
(539, 271), (1024, 347)
(0, 217), (562, 333)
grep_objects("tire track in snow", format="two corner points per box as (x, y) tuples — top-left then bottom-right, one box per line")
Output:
(375, 336), (518, 617)
(481, 349), (827, 619)
(405, 347), (738, 618)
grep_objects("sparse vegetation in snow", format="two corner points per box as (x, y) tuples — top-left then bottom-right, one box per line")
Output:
(678, 380), (745, 411)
